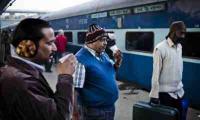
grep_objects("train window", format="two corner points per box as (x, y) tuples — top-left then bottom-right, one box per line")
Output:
(182, 32), (200, 59)
(126, 32), (154, 52)
(64, 32), (72, 42)
(78, 32), (86, 44)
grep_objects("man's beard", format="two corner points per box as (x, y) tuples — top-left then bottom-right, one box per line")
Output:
(31, 57), (44, 65)
(176, 37), (185, 44)
(32, 53), (53, 65)
(173, 35), (185, 45)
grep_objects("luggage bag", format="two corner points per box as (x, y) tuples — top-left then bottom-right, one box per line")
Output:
(133, 101), (179, 120)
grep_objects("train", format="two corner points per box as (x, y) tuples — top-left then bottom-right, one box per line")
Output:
(3, 0), (200, 109)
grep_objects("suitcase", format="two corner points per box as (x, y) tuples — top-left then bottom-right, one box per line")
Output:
(133, 101), (179, 120)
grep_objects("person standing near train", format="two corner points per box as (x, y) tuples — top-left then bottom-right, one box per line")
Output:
(55, 29), (68, 62)
(149, 21), (188, 120)
(0, 18), (76, 120)
(73, 24), (122, 120)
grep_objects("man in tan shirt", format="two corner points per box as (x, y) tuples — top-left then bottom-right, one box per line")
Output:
(149, 21), (187, 120)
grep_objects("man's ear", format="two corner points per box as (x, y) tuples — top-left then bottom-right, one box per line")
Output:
(16, 40), (37, 58)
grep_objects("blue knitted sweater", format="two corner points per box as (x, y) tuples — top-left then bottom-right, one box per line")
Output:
(76, 48), (119, 107)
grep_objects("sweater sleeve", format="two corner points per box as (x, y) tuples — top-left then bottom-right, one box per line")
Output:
(149, 48), (163, 99)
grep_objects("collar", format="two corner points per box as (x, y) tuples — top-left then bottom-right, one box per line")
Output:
(7, 56), (41, 79)
(84, 45), (96, 57)
(84, 45), (103, 57)
(167, 37), (175, 48)
(12, 56), (45, 72)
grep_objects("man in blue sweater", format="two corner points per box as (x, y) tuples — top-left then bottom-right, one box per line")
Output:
(73, 24), (122, 120)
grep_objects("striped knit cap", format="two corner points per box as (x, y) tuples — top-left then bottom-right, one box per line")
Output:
(85, 24), (108, 44)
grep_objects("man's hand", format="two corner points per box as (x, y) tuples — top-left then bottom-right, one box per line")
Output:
(150, 98), (160, 105)
(114, 49), (122, 69)
(57, 54), (77, 75)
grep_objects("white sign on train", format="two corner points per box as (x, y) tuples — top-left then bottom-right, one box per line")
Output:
(91, 12), (107, 18)
(134, 3), (165, 14)
(109, 9), (131, 16)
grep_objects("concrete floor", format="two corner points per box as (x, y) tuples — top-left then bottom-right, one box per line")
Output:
(43, 65), (200, 120)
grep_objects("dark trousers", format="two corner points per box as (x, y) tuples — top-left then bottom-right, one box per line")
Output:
(83, 105), (115, 120)
(159, 92), (188, 120)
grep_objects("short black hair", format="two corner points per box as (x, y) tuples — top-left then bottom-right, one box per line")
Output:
(12, 18), (51, 47)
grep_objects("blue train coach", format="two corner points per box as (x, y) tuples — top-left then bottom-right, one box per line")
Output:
(41, 0), (200, 109)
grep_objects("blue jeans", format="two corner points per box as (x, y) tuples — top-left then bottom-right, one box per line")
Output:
(83, 105), (115, 120)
